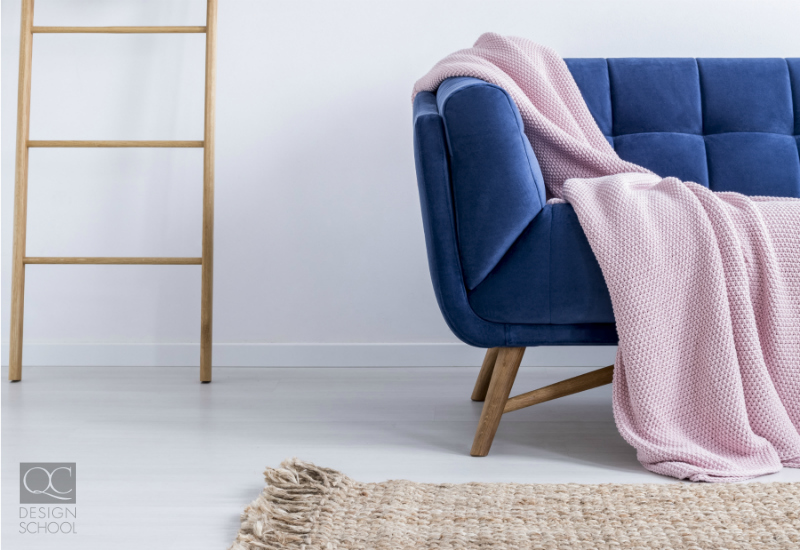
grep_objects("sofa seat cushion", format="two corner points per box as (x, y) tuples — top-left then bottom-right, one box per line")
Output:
(468, 203), (615, 325)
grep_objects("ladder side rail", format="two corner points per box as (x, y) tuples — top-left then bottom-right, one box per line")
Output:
(9, 0), (35, 381)
(199, 0), (217, 382)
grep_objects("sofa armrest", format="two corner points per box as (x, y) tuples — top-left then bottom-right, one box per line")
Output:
(412, 91), (507, 347)
(436, 77), (547, 290)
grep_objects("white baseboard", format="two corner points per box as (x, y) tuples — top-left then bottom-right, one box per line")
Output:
(0, 343), (617, 368)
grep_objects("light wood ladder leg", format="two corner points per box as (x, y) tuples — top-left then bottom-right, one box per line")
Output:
(199, 0), (217, 383)
(471, 347), (525, 456)
(471, 347), (499, 401)
(9, 0), (35, 382)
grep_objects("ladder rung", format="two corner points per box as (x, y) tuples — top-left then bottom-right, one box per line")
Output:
(32, 26), (207, 34)
(28, 140), (204, 148)
(24, 257), (203, 265)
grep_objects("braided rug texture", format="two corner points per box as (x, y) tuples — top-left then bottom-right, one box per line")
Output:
(229, 459), (800, 550)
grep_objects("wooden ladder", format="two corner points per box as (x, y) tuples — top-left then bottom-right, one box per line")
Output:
(8, 0), (219, 382)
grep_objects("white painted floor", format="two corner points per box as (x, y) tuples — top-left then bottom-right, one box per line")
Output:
(3, 366), (799, 549)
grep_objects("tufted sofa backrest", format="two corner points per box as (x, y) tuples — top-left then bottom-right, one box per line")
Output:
(566, 58), (800, 197)
(427, 58), (800, 293)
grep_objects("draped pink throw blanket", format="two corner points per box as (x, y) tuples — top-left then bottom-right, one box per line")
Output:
(414, 34), (800, 482)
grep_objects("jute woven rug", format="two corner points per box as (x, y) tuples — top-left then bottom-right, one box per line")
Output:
(229, 459), (800, 550)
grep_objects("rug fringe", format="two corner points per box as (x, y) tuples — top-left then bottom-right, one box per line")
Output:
(229, 458), (351, 550)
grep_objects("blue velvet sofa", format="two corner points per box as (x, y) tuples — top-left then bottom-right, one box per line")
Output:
(412, 58), (800, 455)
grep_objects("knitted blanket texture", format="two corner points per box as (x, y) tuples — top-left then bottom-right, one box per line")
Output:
(414, 33), (800, 481)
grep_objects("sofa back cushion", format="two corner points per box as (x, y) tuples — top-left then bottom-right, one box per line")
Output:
(566, 58), (800, 197)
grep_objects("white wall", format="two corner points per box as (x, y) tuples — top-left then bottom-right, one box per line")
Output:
(2, 0), (799, 367)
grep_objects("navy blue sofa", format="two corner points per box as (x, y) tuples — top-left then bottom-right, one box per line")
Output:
(412, 58), (800, 456)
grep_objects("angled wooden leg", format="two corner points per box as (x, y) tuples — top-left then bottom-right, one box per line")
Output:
(471, 347), (525, 456)
(504, 365), (614, 413)
(471, 348), (499, 401)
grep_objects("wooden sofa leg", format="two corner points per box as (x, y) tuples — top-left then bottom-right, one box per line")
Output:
(471, 347), (525, 457)
(471, 348), (500, 401)
(504, 365), (614, 413)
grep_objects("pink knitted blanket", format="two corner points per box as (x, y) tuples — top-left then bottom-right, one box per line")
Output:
(414, 33), (800, 482)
